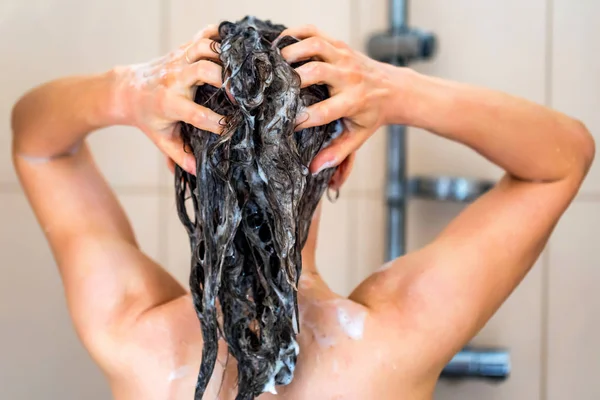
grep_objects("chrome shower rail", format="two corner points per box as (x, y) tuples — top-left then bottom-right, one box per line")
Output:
(367, 0), (507, 382)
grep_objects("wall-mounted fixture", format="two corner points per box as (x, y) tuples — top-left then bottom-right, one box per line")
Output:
(367, 0), (508, 382)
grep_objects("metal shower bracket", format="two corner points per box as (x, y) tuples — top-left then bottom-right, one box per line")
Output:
(367, 0), (507, 382)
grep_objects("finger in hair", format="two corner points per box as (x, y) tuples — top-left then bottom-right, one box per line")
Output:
(170, 97), (224, 135)
(295, 95), (350, 131)
(310, 132), (363, 175)
(194, 24), (220, 41)
(295, 61), (341, 88)
(181, 60), (223, 88)
(280, 36), (340, 64)
(279, 24), (337, 43)
(185, 39), (221, 64)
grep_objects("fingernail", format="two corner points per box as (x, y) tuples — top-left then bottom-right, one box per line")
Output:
(184, 154), (197, 175)
(295, 110), (309, 127)
(312, 159), (337, 176)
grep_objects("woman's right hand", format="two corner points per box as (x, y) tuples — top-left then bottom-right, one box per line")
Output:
(278, 25), (405, 175)
(113, 25), (224, 175)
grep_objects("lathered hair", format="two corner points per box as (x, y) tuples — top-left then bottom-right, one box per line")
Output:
(174, 16), (340, 400)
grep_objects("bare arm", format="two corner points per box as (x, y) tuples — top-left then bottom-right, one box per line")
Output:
(388, 69), (594, 182)
(350, 68), (594, 372)
(11, 27), (223, 358)
(280, 25), (595, 377)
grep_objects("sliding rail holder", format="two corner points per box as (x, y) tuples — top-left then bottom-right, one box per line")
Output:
(368, 0), (509, 382)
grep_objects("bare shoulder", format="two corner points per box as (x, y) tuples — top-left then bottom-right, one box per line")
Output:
(350, 174), (587, 374)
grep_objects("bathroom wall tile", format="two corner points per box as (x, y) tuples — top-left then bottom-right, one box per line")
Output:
(551, 0), (600, 195)
(408, 0), (547, 181)
(406, 198), (466, 251)
(352, 195), (387, 289)
(0, 0), (162, 187)
(344, 127), (388, 197)
(0, 192), (110, 400)
(168, 0), (352, 48)
(162, 187), (193, 287)
(316, 196), (354, 296)
(410, 0), (547, 100)
(546, 201), (600, 400)
(116, 191), (162, 262)
(354, 0), (387, 51)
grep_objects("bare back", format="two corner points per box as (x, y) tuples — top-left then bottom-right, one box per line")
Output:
(108, 266), (436, 400)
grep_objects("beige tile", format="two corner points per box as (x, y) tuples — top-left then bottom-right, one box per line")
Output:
(0, 192), (110, 399)
(168, 0), (352, 48)
(408, 0), (547, 181)
(552, 1), (600, 195)
(547, 201), (600, 400)
(406, 198), (467, 251)
(0, 0), (162, 187)
(163, 187), (355, 296)
(317, 196), (354, 296)
(410, 0), (547, 99)
(352, 195), (387, 288)
(88, 127), (163, 189)
(163, 186), (193, 287)
(407, 131), (505, 182)
(345, 128), (388, 196)
(116, 191), (162, 262)
(355, 0), (388, 50)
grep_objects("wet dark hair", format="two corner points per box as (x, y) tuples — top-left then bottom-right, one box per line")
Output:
(174, 16), (340, 400)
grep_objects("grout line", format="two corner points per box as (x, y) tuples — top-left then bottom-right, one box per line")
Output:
(347, 198), (359, 295)
(158, 0), (169, 266)
(544, 0), (554, 109)
(349, 0), (361, 50)
(540, 245), (551, 400)
(157, 189), (169, 267)
(541, 2), (554, 399)
(159, 0), (170, 54)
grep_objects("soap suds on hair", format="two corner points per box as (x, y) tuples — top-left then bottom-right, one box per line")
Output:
(263, 377), (278, 395)
(175, 16), (341, 400)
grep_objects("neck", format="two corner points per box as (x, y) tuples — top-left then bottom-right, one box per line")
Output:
(300, 203), (322, 276)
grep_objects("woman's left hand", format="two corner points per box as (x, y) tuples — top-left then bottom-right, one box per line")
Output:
(279, 25), (397, 174)
(115, 25), (224, 175)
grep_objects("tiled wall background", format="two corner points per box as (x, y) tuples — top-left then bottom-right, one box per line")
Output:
(0, 1), (598, 399)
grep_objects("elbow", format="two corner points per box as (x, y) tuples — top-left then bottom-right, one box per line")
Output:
(571, 119), (596, 174)
(10, 96), (28, 153)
